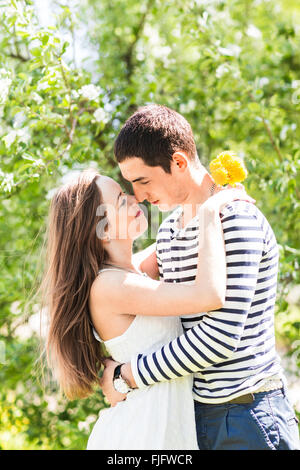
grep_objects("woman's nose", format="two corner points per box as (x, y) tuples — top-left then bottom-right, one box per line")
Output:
(129, 194), (138, 203)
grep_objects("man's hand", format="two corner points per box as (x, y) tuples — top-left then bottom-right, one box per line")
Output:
(99, 358), (127, 407)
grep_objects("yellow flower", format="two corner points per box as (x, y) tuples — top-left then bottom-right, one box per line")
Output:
(210, 166), (229, 186)
(209, 151), (248, 186)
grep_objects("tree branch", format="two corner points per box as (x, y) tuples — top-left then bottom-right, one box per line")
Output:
(123, 0), (155, 79)
(249, 92), (284, 163)
(6, 51), (30, 62)
(261, 116), (284, 163)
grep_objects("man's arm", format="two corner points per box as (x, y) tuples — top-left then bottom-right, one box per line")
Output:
(121, 204), (265, 390)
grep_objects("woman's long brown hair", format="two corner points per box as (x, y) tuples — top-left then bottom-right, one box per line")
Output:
(41, 168), (107, 399)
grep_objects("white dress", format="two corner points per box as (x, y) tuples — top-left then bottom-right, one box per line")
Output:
(86, 268), (198, 450)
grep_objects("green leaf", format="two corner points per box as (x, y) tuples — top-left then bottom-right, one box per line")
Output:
(248, 102), (261, 113)
(22, 153), (37, 162)
(30, 47), (42, 57)
(41, 34), (49, 46)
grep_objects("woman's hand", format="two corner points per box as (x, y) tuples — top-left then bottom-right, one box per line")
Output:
(201, 184), (256, 215)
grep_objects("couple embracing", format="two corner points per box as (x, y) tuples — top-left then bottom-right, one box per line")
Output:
(43, 104), (299, 450)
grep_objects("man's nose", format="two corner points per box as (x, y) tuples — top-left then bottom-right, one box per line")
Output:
(132, 185), (147, 203)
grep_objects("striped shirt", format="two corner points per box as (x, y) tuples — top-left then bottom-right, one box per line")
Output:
(131, 200), (283, 403)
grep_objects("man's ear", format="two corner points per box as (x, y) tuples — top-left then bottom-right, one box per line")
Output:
(172, 151), (189, 170)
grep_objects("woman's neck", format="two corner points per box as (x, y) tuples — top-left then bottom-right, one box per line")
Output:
(104, 240), (135, 272)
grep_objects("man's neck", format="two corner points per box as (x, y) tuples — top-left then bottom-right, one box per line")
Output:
(179, 172), (215, 228)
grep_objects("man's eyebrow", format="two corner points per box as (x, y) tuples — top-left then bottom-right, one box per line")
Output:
(131, 177), (148, 183)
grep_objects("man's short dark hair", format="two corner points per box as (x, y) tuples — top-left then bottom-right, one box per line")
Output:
(114, 104), (197, 174)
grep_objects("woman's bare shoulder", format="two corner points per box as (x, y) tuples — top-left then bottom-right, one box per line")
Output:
(90, 269), (126, 303)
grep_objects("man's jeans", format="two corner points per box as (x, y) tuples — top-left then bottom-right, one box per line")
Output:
(194, 387), (300, 450)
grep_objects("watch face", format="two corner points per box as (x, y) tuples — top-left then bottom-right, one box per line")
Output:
(114, 378), (129, 394)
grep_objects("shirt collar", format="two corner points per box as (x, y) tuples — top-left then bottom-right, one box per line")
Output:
(170, 206), (199, 239)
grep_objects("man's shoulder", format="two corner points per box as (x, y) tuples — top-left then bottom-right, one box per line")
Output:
(220, 200), (277, 243)
(220, 200), (264, 224)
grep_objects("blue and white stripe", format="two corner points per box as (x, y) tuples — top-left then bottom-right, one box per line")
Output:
(131, 200), (283, 403)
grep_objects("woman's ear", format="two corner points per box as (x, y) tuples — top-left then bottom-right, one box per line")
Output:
(102, 233), (111, 244)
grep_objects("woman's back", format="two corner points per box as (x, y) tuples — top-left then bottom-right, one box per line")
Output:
(87, 268), (198, 450)
(92, 269), (183, 361)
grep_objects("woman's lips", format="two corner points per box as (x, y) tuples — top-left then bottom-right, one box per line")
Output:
(151, 200), (159, 205)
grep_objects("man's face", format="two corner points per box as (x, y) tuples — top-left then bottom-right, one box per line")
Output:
(119, 157), (185, 212)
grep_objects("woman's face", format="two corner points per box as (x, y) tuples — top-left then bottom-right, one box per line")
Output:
(96, 175), (148, 241)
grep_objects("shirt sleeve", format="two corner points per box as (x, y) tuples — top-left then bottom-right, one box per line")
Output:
(131, 203), (266, 389)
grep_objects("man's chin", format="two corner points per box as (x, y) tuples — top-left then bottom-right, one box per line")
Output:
(157, 203), (178, 212)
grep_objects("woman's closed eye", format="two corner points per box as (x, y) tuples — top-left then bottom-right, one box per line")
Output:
(119, 197), (126, 208)
(140, 181), (149, 185)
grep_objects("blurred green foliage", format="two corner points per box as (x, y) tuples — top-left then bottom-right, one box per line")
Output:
(0, 0), (299, 449)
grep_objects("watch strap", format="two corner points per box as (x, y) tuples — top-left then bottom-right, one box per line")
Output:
(113, 363), (134, 394)
(113, 364), (124, 381)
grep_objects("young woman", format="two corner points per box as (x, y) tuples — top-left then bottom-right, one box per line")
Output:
(42, 168), (253, 450)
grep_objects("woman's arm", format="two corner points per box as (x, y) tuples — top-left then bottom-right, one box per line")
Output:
(91, 189), (253, 317)
(132, 242), (159, 280)
(194, 199), (227, 307)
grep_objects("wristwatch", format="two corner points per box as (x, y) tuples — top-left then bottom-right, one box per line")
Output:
(113, 364), (134, 394)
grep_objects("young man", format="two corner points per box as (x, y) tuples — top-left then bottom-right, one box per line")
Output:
(100, 104), (300, 450)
